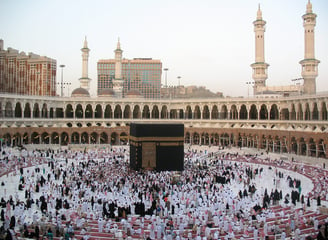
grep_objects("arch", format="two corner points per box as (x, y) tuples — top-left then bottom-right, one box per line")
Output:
(308, 138), (316, 157)
(24, 103), (31, 118)
(51, 132), (59, 144)
(56, 108), (64, 118)
(75, 104), (84, 118)
(259, 104), (268, 120)
(211, 105), (219, 119)
(100, 132), (108, 144)
(281, 108), (289, 120)
(202, 105), (210, 119)
(321, 102), (327, 121)
(104, 105), (113, 119)
(152, 105), (159, 119)
(193, 132), (200, 145)
(201, 132), (210, 145)
(15, 102), (22, 118)
(221, 133), (231, 146)
(123, 105), (131, 119)
(66, 104), (74, 118)
(111, 132), (119, 145)
(273, 136), (280, 153)
(120, 132), (128, 145)
(299, 137), (306, 155)
(318, 139), (326, 158)
(194, 105), (201, 119)
(13, 133), (21, 146)
(95, 104), (103, 118)
(170, 109), (177, 119)
(142, 105), (150, 119)
(49, 107), (54, 118)
(269, 104), (279, 120)
(33, 103), (40, 118)
(81, 132), (89, 144)
(220, 105), (228, 119)
(71, 132), (79, 144)
(178, 109), (184, 119)
(185, 106), (192, 119)
(185, 132), (190, 144)
(23, 133), (28, 145)
(230, 105), (238, 119)
(239, 105), (247, 120)
(290, 137), (297, 154)
(41, 132), (49, 144)
(61, 132), (69, 145)
(85, 104), (93, 118)
(3, 133), (11, 146)
(41, 103), (48, 118)
(31, 132), (40, 144)
(5, 102), (13, 118)
(90, 132), (98, 144)
(290, 104), (296, 120)
(133, 105), (141, 119)
(297, 103), (303, 120)
(212, 133), (219, 146)
(304, 103), (310, 120)
(158, 105), (167, 119)
(114, 105), (122, 119)
(312, 102), (319, 120)
(249, 104), (258, 120)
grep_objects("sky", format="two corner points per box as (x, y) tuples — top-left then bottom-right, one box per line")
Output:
(1, 0), (327, 97)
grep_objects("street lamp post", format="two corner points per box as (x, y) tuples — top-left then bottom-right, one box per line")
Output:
(60, 64), (65, 97)
(177, 76), (181, 87)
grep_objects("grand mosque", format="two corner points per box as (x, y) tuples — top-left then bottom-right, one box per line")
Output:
(0, 1), (327, 159)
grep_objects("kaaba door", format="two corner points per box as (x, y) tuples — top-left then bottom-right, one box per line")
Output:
(142, 142), (156, 168)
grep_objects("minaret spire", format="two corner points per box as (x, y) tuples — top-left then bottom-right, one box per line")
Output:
(117, 37), (121, 50)
(300, 0), (319, 94)
(113, 38), (124, 98)
(79, 36), (91, 91)
(251, 4), (269, 95)
(83, 36), (88, 48)
(257, 4), (262, 20)
(306, 0), (312, 13)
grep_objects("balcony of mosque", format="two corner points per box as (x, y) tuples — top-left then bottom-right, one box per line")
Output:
(0, 118), (327, 131)
(1, 91), (328, 104)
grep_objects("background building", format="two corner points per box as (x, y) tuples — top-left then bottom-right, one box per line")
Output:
(97, 42), (162, 99)
(0, 39), (57, 96)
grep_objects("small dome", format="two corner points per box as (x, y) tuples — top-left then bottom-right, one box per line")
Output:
(98, 88), (115, 97)
(71, 87), (90, 97)
(125, 89), (143, 98)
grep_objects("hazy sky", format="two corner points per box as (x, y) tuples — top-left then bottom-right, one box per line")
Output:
(1, 0), (327, 97)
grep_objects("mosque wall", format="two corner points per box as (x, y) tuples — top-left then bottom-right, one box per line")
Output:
(0, 93), (327, 158)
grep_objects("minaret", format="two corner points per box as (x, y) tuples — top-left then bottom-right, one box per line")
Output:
(251, 5), (269, 95)
(79, 37), (91, 90)
(299, 0), (320, 94)
(112, 38), (124, 98)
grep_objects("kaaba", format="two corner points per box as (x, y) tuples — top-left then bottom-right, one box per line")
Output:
(129, 123), (184, 171)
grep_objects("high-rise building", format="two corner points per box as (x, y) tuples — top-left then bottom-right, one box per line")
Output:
(0, 39), (57, 96)
(97, 40), (162, 99)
